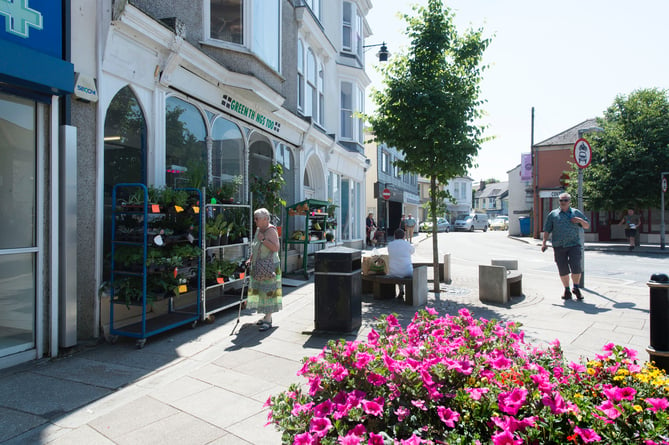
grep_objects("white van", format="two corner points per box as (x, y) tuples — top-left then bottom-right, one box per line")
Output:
(453, 213), (489, 232)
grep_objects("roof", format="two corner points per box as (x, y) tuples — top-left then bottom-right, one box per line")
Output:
(475, 181), (509, 199)
(534, 118), (599, 147)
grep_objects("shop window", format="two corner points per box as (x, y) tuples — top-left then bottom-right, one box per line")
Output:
(209, 0), (280, 72)
(276, 144), (295, 210)
(211, 116), (244, 200)
(165, 97), (207, 188)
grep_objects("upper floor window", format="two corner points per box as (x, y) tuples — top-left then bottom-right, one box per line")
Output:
(297, 39), (305, 111)
(298, 43), (324, 125)
(340, 81), (364, 143)
(304, 0), (321, 20)
(381, 151), (390, 173)
(209, 0), (280, 72)
(342, 2), (362, 58)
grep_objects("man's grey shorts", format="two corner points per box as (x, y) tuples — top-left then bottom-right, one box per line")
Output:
(553, 245), (583, 276)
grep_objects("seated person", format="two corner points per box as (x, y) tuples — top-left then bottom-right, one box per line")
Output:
(387, 228), (415, 298)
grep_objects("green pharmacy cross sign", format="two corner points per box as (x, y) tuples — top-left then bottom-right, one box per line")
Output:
(0, 0), (43, 38)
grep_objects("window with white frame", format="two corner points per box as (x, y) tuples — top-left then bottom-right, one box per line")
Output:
(318, 63), (324, 124)
(297, 39), (304, 111)
(381, 151), (390, 173)
(393, 161), (401, 178)
(342, 2), (362, 58)
(306, 49), (317, 119)
(340, 81), (364, 142)
(209, 0), (280, 72)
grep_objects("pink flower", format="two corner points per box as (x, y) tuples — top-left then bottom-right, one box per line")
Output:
(367, 372), (387, 386)
(394, 406), (410, 421)
(491, 430), (523, 445)
(309, 417), (332, 437)
(603, 386), (636, 402)
(411, 399), (427, 411)
(313, 400), (332, 417)
(623, 346), (638, 360)
(401, 434), (426, 445)
(596, 400), (621, 420)
(338, 431), (363, 445)
(354, 352), (374, 369)
(367, 330), (380, 345)
(573, 426), (602, 443)
(491, 415), (536, 434)
(350, 424), (366, 435)
(490, 355), (513, 370)
(308, 375), (322, 396)
(568, 361), (587, 373)
(362, 399), (384, 417)
(368, 433), (384, 445)
(645, 397), (669, 412)
(498, 388), (528, 416)
(542, 392), (568, 415)
(437, 406), (460, 428)
(330, 363), (349, 381)
(465, 387), (489, 401)
(291, 401), (315, 417)
(426, 307), (438, 315)
(294, 432), (316, 445)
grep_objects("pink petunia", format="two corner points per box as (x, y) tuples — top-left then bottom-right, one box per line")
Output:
(362, 399), (384, 417)
(568, 361), (587, 373)
(292, 401), (315, 417)
(351, 424), (366, 436)
(465, 387), (489, 401)
(426, 307), (438, 315)
(437, 406), (460, 428)
(309, 417), (333, 438)
(330, 362), (349, 381)
(294, 432), (316, 445)
(313, 400), (332, 417)
(395, 406), (410, 421)
(354, 352), (374, 369)
(367, 329), (380, 345)
(573, 426), (602, 443)
(308, 375), (322, 396)
(498, 388), (528, 416)
(368, 433), (385, 445)
(367, 372), (387, 386)
(542, 392), (568, 415)
(490, 355), (513, 370)
(492, 415), (537, 434)
(491, 430), (523, 445)
(596, 400), (621, 419)
(645, 397), (669, 412)
(411, 399), (427, 411)
(338, 431), (363, 445)
(401, 434), (426, 445)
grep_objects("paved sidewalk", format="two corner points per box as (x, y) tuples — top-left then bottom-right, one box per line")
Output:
(0, 237), (662, 444)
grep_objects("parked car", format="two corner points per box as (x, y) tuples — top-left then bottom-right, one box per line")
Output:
(489, 216), (509, 231)
(453, 213), (489, 231)
(419, 217), (450, 233)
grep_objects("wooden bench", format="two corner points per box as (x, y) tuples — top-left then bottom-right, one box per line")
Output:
(412, 253), (451, 283)
(478, 260), (523, 304)
(362, 266), (428, 306)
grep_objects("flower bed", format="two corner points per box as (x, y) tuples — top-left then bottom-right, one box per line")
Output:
(266, 308), (669, 444)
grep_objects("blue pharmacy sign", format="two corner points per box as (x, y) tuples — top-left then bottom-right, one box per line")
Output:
(0, 0), (73, 95)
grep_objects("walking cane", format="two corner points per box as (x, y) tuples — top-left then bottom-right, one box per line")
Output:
(230, 263), (250, 336)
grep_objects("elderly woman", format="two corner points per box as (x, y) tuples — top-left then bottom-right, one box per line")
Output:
(246, 208), (282, 331)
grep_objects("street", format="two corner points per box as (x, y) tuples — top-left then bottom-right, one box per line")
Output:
(414, 230), (666, 286)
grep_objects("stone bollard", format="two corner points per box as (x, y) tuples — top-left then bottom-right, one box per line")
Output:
(647, 273), (669, 372)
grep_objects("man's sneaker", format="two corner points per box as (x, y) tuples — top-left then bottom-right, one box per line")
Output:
(572, 287), (583, 300)
(561, 289), (572, 300)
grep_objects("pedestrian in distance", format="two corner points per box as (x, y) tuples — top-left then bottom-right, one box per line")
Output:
(541, 192), (590, 301)
(387, 228), (415, 299)
(366, 212), (377, 247)
(618, 208), (641, 250)
(399, 214), (406, 232)
(246, 208), (282, 331)
(404, 214), (417, 243)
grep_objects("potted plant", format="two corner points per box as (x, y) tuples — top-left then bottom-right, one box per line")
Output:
(208, 175), (243, 204)
(250, 163), (286, 227)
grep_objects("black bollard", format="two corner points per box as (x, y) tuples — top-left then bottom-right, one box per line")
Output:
(647, 273), (669, 372)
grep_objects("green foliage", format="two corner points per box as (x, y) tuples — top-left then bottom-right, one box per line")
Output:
(571, 88), (669, 210)
(250, 163), (286, 222)
(368, 0), (490, 290)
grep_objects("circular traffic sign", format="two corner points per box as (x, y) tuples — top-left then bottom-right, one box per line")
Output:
(382, 188), (391, 200)
(573, 138), (592, 168)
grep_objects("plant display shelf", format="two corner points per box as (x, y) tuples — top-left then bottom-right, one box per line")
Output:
(283, 199), (330, 278)
(200, 199), (252, 321)
(109, 183), (202, 348)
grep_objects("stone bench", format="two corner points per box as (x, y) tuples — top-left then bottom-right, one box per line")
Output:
(362, 266), (428, 306)
(479, 259), (522, 304)
(412, 253), (451, 283)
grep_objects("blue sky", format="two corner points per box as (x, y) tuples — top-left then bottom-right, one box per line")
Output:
(365, 0), (669, 181)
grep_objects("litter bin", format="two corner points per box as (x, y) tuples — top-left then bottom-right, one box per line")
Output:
(518, 216), (531, 236)
(314, 246), (362, 332)
(647, 273), (669, 372)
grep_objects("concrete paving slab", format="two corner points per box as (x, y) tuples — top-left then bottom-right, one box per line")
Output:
(225, 410), (282, 445)
(47, 424), (116, 445)
(168, 386), (263, 429)
(148, 375), (212, 404)
(0, 407), (47, 443)
(188, 363), (277, 398)
(88, 396), (179, 440)
(112, 411), (226, 445)
(30, 356), (148, 390)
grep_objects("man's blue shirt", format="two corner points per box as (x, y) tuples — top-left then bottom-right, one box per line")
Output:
(543, 207), (589, 248)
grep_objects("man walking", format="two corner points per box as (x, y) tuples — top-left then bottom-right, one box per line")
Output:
(404, 214), (416, 243)
(541, 192), (590, 300)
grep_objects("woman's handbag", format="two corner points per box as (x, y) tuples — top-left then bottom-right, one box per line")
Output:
(253, 256), (276, 281)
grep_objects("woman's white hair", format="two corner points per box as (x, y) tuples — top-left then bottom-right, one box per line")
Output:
(254, 208), (271, 220)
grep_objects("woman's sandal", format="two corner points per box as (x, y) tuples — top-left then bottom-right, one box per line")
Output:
(258, 321), (272, 332)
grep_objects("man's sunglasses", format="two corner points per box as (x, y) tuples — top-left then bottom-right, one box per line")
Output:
(559, 199), (570, 202)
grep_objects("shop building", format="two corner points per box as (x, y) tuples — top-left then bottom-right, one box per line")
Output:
(0, 0), (75, 367)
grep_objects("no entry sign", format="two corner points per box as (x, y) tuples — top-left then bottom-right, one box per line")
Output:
(382, 188), (391, 200)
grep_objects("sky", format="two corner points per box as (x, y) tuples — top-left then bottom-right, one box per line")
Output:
(364, 0), (669, 182)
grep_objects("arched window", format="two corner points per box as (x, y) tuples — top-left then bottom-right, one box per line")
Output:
(165, 97), (207, 188)
(211, 116), (244, 201)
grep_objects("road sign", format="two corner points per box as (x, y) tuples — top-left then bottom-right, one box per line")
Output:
(573, 138), (592, 168)
(663, 176), (667, 193)
(382, 188), (391, 200)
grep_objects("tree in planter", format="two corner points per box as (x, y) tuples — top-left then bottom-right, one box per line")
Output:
(250, 163), (286, 225)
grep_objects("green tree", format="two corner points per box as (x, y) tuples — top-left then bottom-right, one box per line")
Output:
(368, 0), (490, 291)
(570, 88), (669, 210)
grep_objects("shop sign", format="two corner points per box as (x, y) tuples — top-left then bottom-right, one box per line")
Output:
(73, 73), (98, 102)
(539, 190), (562, 198)
(0, 0), (62, 58)
(221, 94), (281, 135)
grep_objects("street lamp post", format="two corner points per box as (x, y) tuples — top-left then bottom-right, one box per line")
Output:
(662, 172), (668, 249)
(363, 42), (390, 62)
